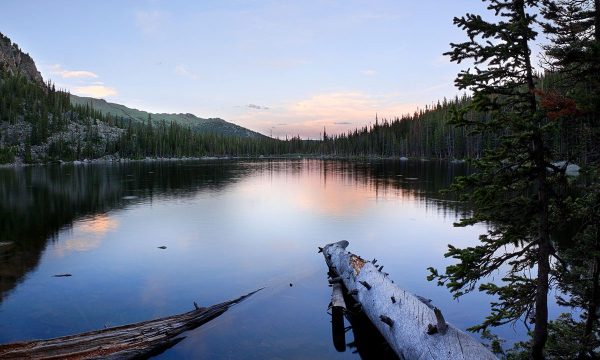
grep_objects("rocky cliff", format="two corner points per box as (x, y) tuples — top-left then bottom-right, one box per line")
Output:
(0, 32), (44, 84)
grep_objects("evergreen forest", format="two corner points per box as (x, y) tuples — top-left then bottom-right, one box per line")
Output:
(2, 0), (600, 358)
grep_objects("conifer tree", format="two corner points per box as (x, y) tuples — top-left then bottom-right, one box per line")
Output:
(537, 1), (600, 357)
(426, 1), (569, 358)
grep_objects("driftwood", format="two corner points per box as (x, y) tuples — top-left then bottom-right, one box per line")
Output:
(0, 289), (260, 360)
(322, 241), (497, 360)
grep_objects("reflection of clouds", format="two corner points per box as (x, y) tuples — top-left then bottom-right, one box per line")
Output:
(294, 181), (369, 217)
(77, 214), (118, 235)
(56, 237), (104, 255)
(235, 162), (416, 217)
(291, 165), (415, 217)
(52, 214), (118, 257)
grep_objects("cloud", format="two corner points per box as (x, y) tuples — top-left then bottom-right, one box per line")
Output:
(361, 69), (377, 76)
(174, 65), (199, 80)
(73, 85), (117, 98)
(233, 91), (421, 139)
(50, 64), (98, 79)
(247, 104), (269, 110)
(135, 10), (168, 35)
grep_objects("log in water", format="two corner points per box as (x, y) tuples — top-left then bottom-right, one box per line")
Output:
(0, 289), (260, 360)
(322, 241), (497, 360)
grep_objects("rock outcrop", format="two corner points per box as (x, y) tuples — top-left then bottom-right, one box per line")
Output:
(0, 32), (44, 85)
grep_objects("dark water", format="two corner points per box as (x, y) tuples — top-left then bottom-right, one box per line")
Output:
(0, 159), (528, 358)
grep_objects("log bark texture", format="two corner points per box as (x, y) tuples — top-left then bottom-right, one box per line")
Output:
(0, 290), (260, 360)
(323, 241), (497, 360)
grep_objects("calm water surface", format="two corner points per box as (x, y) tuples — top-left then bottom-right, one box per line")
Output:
(0, 160), (527, 358)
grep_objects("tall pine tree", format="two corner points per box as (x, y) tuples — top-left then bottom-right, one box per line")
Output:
(537, 1), (600, 357)
(427, 1), (570, 358)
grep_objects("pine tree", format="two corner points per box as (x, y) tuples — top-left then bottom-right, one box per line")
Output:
(538, 1), (600, 357)
(427, 1), (570, 358)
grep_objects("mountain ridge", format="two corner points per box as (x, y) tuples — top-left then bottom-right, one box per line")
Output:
(0, 30), (263, 140)
(70, 95), (266, 138)
(0, 31), (275, 164)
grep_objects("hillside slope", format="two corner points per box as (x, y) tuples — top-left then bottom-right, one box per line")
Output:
(1, 31), (279, 164)
(70, 95), (265, 138)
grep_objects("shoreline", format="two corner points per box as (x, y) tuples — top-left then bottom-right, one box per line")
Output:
(0, 155), (470, 168)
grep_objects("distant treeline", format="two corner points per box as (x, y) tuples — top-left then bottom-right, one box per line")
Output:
(0, 69), (592, 163)
(318, 72), (593, 162)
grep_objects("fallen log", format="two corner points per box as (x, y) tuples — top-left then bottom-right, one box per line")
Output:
(0, 289), (261, 360)
(322, 241), (497, 360)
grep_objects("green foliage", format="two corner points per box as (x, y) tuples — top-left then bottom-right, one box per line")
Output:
(481, 329), (506, 355)
(426, 1), (574, 358)
(48, 139), (75, 161)
(506, 314), (596, 359)
(70, 94), (265, 138)
(0, 63), (594, 164)
(427, 0), (600, 358)
(0, 146), (15, 164)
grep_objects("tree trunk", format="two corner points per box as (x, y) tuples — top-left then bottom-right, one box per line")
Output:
(582, 250), (600, 359)
(0, 289), (260, 360)
(514, 0), (550, 356)
(532, 145), (550, 360)
(322, 241), (497, 360)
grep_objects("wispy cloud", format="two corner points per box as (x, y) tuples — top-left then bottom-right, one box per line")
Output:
(50, 64), (98, 79)
(174, 65), (199, 80)
(135, 10), (168, 35)
(43, 64), (118, 99)
(334, 121), (352, 125)
(247, 104), (269, 110)
(361, 69), (377, 76)
(73, 85), (117, 98)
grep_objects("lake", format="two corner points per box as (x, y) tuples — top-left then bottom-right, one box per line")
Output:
(0, 159), (527, 358)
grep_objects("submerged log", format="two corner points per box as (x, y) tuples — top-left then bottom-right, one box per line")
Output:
(330, 282), (346, 311)
(330, 282), (347, 352)
(0, 289), (261, 360)
(322, 241), (497, 360)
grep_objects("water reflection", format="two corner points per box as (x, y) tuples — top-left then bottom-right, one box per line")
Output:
(0, 161), (249, 301)
(51, 214), (118, 257)
(241, 160), (470, 219)
(0, 159), (482, 359)
(330, 293), (399, 360)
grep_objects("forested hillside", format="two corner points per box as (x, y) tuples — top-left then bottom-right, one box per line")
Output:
(70, 95), (265, 139)
(317, 71), (593, 164)
(0, 32), (286, 164)
(0, 30), (593, 165)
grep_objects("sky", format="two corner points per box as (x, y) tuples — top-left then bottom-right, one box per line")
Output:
(2, 0), (491, 138)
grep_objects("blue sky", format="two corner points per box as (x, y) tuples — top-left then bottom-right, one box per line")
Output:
(3, 0), (490, 138)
